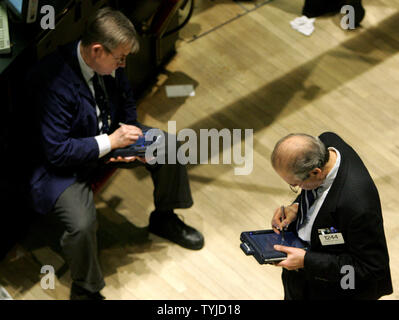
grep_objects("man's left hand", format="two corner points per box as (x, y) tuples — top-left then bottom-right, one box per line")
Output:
(273, 245), (306, 270)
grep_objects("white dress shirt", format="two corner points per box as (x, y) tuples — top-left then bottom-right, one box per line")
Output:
(77, 41), (112, 158)
(297, 147), (341, 244)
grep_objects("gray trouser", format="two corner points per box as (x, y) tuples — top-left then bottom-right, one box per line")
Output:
(52, 129), (193, 293)
(52, 181), (105, 292)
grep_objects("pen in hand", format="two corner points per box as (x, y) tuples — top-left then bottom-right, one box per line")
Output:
(280, 205), (285, 242)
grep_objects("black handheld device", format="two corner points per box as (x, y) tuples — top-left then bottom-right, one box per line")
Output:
(240, 229), (307, 264)
(104, 129), (164, 160)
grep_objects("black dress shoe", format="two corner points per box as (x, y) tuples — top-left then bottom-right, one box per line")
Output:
(148, 211), (204, 250)
(302, 0), (344, 18)
(345, 0), (365, 26)
(70, 283), (105, 300)
(302, 0), (365, 27)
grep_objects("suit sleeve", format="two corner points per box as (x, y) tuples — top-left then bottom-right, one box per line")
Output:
(37, 86), (99, 167)
(304, 204), (390, 283)
(285, 194), (301, 233)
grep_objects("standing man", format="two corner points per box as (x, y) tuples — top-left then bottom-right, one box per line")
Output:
(270, 132), (392, 299)
(27, 7), (204, 300)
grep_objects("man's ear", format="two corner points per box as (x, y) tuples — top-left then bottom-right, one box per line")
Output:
(91, 43), (104, 57)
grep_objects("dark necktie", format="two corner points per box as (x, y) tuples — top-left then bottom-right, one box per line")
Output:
(92, 73), (110, 134)
(298, 188), (319, 228)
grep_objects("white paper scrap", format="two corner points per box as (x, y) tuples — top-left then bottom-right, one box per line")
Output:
(165, 85), (195, 98)
(290, 16), (316, 36)
(0, 286), (13, 300)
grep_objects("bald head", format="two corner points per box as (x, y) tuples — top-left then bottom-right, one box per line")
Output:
(271, 133), (329, 180)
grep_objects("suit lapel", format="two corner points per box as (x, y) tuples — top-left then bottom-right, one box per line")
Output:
(310, 149), (349, 247)
(76, 81), (96, 106)
(59, 41), (96, 106)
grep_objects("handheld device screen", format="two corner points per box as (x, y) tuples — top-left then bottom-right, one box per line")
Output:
(248, 231), (305, 253)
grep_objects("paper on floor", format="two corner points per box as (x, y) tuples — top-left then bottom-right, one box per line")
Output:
(165, 85), (195, 98)
(290, 16), (316, 36)
(0, 286), (13, 300)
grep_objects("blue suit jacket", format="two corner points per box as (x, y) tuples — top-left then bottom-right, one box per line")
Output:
(27, 41), (139, 215)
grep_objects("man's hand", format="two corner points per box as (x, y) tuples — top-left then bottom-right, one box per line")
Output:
(106, 156), (147, 164)
(108, 124), (143, 150)
(271, 203), (299, 234)
(273, 245), (306, 270)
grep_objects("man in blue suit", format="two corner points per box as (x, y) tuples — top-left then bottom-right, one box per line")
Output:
(27, 7), (204, 299)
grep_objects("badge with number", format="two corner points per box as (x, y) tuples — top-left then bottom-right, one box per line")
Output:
(318, 227), (345, 246)
(319, 233), (345, 245)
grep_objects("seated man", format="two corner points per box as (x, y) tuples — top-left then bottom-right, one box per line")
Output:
(27, 7), (204, 300)
(270, 132), (392, 299)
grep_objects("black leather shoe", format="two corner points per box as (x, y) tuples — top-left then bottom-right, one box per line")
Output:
(345, 0), (365, 26)
(302, 0), (344, 18)
(70, 283), (105, 300)
(148, 211), (204, 250)
(302, 0), (365, 27)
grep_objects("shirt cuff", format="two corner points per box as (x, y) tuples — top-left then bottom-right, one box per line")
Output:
(95, 134), (112, 158)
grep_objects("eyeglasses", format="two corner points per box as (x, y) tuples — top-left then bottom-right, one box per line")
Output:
(289, 184), (300, 193)
(103, 45), (128, 65)
(109, 51), (127, 65)
(288, 171), (312, 193)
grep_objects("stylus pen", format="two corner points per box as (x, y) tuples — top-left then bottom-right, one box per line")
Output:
(281, 206), (285, 241)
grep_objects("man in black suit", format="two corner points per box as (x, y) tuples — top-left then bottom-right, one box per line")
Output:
(270, 132), (392, 299)
(27, 7), (204, 300)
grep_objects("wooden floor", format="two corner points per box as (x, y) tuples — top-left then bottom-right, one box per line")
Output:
(1, 0), (399, 299)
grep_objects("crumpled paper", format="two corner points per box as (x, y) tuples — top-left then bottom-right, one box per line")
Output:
(290, 16), (316, 36)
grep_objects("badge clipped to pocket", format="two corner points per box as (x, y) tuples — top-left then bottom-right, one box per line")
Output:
(318, 227), (345, 246)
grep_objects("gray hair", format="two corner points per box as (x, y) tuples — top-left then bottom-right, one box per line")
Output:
(271, 133), (330, 180)
(81, 7), (139, 54)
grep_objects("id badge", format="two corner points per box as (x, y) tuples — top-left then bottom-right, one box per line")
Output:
(318, 228), (345, 246)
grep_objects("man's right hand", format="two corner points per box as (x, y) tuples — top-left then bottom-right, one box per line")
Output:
(271, 203), (299, 234)
(108, 124), (143, 150)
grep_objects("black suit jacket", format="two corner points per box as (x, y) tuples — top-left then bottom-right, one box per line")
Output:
(283, 132), (392, 300)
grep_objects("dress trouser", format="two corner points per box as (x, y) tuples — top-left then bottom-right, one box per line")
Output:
(51, 128), (193, 293)
(282, 268), (308, 300)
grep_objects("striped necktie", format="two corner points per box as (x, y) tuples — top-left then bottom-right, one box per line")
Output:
(92, 73), (110, 134)
(298, 188), (319, 227)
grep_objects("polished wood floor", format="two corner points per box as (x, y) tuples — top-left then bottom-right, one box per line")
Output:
(1, 0), (398, 299)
